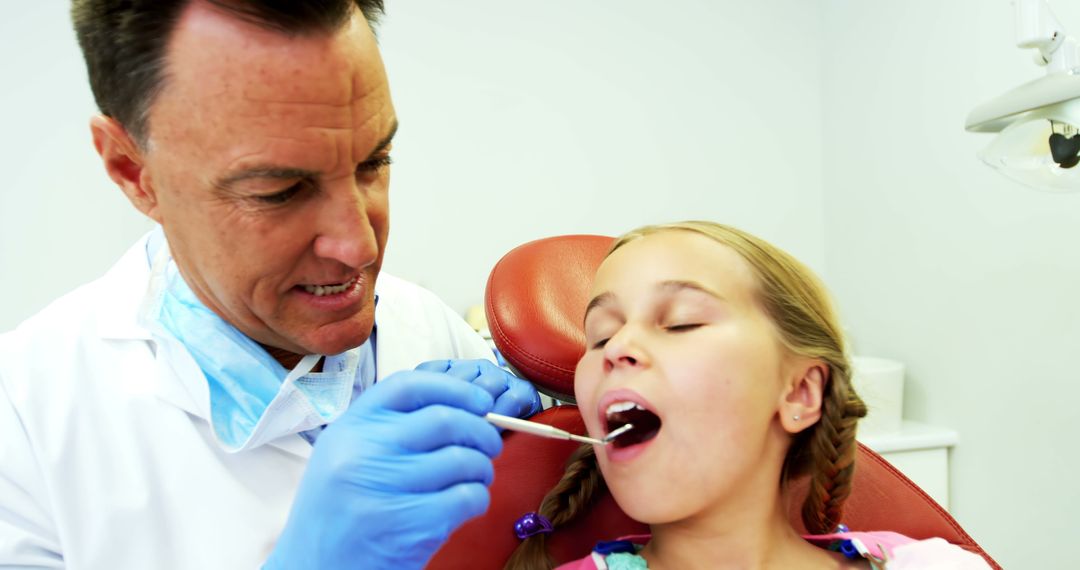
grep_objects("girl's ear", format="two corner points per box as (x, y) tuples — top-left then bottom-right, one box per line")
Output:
(778, 361), (828, 434)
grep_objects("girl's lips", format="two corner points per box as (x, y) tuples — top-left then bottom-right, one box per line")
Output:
(604, 433), (658, 463)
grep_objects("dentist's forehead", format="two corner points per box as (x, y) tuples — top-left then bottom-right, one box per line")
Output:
(164, 3), (386, 110)
(151, 2), (394, 175)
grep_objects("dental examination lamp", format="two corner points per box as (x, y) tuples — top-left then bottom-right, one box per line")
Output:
(966, 0), (1080, 192)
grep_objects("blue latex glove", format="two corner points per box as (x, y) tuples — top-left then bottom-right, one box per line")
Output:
(264, 371), (502, 570)
(416, 359), (543, 419)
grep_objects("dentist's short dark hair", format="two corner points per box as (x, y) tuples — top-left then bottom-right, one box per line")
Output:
(71, 0), (385, 146)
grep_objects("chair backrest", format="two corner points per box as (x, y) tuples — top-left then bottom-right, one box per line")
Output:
(430, 235), (999, 569)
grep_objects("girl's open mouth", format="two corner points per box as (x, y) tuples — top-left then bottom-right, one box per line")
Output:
(605, 402), (662, 449)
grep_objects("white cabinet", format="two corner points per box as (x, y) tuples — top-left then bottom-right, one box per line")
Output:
(857, 421), (958, 511)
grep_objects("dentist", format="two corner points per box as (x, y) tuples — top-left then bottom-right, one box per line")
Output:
(0, 1), (540, 569)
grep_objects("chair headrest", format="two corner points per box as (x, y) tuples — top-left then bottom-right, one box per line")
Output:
(484, 235), (615, 401)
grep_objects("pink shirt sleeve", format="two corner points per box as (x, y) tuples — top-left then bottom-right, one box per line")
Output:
(555, 532), (991, 569)
(554, 554), (600, 570)
(803, 530), (915, 559)
(804, 531), (991, 568)
(886, 538), (992, 569)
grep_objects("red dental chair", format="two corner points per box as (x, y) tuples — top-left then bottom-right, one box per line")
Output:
(429, 235), (1000, 569)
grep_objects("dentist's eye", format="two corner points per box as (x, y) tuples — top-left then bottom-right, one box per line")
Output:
(256, 183), (303, 205)
(665, 323), (702, 333)
(357, 155), (393, 174)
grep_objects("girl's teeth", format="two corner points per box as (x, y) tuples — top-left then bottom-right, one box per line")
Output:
(303, 279), (355, 297)
(605, 401), (643, 418)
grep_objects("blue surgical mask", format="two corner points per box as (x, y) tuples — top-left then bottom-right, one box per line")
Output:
(144, 247), (358, 452)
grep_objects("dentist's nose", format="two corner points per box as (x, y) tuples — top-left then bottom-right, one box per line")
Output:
(312, 183), (381, 269)
(602, 326), (650, 373)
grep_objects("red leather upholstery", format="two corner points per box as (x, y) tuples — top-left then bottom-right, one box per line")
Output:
(431, 235), (1000, 569)
(484, 235), (613, 401)
(786, 446), (998, 567)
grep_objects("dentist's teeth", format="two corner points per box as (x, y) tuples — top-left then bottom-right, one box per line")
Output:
(302, 278), (356, 297)
(605, 401), (643, 418)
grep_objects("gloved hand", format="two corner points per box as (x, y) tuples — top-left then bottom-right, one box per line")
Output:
(264, 371), (502, 570)
(416, 359), (543, 419)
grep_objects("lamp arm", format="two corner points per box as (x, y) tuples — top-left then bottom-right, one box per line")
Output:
(1014, 0), (1079, 73)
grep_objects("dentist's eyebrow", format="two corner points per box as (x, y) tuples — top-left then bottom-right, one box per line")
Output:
(214, 167), (318, 191)
(366, 119), (399, 160)
(213, 119), (399, 191)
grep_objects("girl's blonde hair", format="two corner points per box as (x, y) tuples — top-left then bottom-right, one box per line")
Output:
(505, 221), (867, 570)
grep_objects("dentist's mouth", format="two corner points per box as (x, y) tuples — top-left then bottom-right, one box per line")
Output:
(299, 277), (359, 297)
(605, 402), (662, 449)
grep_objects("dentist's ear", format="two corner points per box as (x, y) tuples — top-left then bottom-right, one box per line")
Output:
(779, 363), (828, 434)
(89, 114), (162, 223)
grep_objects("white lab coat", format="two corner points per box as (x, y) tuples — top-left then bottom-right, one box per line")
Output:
(0, 236), (496, 569)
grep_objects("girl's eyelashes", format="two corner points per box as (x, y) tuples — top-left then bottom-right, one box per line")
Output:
(588, 323), (701, 350)
(664, 323), (703, 333)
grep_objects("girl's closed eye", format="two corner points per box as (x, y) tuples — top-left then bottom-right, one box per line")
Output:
(584, 313), (620, 350)
(586, 325), (616, 349)
(662, 307), (713, 332)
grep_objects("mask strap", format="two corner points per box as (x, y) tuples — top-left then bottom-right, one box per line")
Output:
(282, 353), (323, 388)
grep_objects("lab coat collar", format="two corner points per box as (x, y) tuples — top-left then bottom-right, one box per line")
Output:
(371, 286), (427, 382)
(83, 233), (300, 458)
(87, 233), (233, 447)
(154, 335), (313, 459)
(267, 433), (313, 459)
(95, 232), (155, 342)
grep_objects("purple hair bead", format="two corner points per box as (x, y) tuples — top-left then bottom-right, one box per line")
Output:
(513, 511), (554, 540)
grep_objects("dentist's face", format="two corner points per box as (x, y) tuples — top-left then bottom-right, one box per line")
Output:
(575, 231), (794, 524)
(141, 4), (396, 363)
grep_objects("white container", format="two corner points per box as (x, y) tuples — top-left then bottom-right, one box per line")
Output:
(850, 356), (905, 435)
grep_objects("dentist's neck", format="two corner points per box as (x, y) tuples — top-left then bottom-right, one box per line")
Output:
(264, 345), (322, 372)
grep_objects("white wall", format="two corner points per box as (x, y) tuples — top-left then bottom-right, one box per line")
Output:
(821, 1), (1080, 568)
(0, 3), (153, 332)
(0, 1), (826, 331)
(376, 0), (826, 313)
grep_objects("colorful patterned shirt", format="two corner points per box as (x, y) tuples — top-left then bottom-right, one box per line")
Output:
(554, 531), (991, 569)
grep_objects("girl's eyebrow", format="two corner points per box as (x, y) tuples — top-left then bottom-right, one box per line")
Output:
(583, 280), (726, 325)
(657, 280), (726, 302)
(583, 292), (616, 326)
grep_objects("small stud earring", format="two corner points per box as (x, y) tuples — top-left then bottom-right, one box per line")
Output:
(792, 414), (801, 421)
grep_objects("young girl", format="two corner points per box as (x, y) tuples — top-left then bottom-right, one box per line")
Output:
(505, 221), (990, 570)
